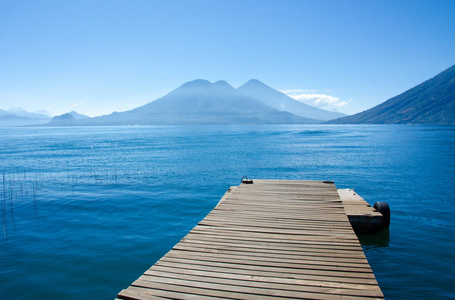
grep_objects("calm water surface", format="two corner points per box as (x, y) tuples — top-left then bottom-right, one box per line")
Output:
(0, 125), (454, 299)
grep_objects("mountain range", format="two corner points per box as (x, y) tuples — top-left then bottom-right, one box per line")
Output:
(0, 108), (51, 126)
(41, 79), (346, 126)
(329, 64), (455, 124)
(81, 80), (319, 125)
(0, 109), (90, 127)
(2, 65), (454, 126)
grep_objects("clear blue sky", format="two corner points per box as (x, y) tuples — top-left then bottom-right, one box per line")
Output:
(1, 0), (454, 116)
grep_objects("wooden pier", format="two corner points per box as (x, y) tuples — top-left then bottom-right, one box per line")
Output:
(338, 188), (386, 234)
(117, 180), (384, 299)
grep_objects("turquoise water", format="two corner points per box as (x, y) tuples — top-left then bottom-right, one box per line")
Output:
(0, 125), (454, 299)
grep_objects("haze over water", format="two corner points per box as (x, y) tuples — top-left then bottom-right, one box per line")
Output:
(0, 125), (454, 299)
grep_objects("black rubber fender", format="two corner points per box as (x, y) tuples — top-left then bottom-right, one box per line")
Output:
(241, 175), (254, 184)
(374, 202), (390, 228)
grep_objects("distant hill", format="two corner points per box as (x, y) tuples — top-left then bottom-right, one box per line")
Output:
(0, 108), (51, 126)
(0, 109), (10, 117)
(68, 111), (90, 119)
(238, 79), (346, 121)
(7, 107), (50, 119)
(329, 65), (455, 124)
(76, 79), (319, 125)
(31, 109), (52, 117)
(0, 115), (50, 126)
(47, 113), (77, 126)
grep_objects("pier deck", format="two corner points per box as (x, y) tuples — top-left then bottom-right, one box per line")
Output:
(117, 180), (384, 299)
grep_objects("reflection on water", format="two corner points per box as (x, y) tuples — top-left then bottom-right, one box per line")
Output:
(358, 228), (390, 250)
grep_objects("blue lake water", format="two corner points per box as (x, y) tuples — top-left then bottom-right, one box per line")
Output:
(0, 125), (454, 299)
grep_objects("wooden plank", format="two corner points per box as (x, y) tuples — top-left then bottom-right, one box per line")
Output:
(192, 226), (359, 240)
(211, 207), (350, 217)
(141, 269), (384, 298)
(221, 192), (342, 198)
(214, 202), (345, 210)
(178, 239), (368, 258)
(201, 215), (353, 228)
(214, 203), (346, 211)
(184, 230), (363, 246)
(165, 250), (373, 271)
(175, 240), (368, 258)
(133, 277), (375, 300)
(149, 260), (380, 286)
(198, 221), (355, 233)
(207, 211), (352, 223)
(146, 266), (382, 291)
(158, 256), (377, 279)
(183, 235), (361, 247)
(222, 194), (343, 201)
(168, 247), (371, 268)
(199, 221), (354, 232)
(188, 231), (360, 246)
(117, 180), (384, 300)
(172, 245), (370, 265)
(203, 212), (353, 223)
(118, 285), (229, 299)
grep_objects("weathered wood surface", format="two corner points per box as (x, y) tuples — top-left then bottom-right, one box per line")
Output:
(117, 180), (384, 300)
(338, 188), (384, 234)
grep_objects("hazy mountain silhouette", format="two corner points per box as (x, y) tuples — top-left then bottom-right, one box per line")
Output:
(237, 79), (346, 121)
(68, 111), (90, 119)
(47, 113), (77, 126)
(329, 65), (455, 124)
(31, 109), (52, 117)
(7, 107), (50, 119)
(0, 108), (51, 126)
(0, 109), (10, 117)
(79, 79), (319, 125)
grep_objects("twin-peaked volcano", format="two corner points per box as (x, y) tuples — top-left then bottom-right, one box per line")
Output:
(81, 79), (321, 125)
